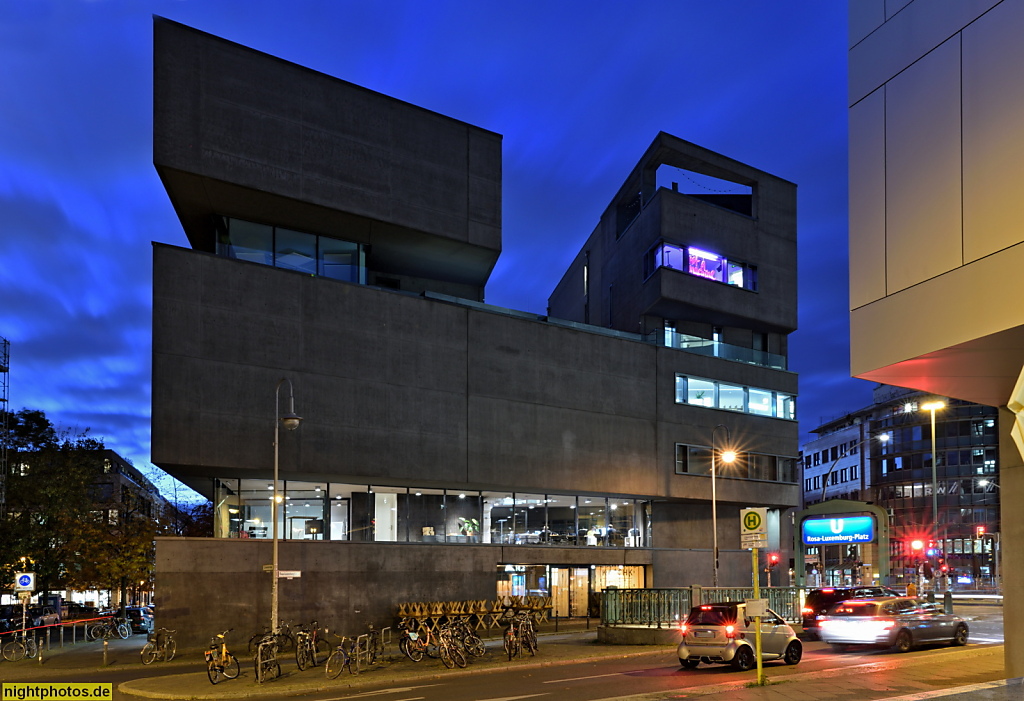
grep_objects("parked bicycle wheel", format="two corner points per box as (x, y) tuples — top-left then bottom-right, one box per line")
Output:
(221, 653), (240, 679)
(116, 623), (130, 639)
(2, 640), (26, 662)
(85, 624), (102, 641)
(296, 641), (311, 671)
(404, 636), (425, 662)
(452, 643), (467, 668)
(504, 629), (520, 661)
(463, 633), (486, 657)
(164, 638), (177, 662)
(524, 628), (537, 656)
(312, 638), (329, 666)
(439, 643), (455, 669)
(207, 659), (224, 685)
(325, 649), (350, 679)
(141, 642), (159, 665)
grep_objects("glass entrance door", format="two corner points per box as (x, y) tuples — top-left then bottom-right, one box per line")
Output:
(551, 567), (589, 617)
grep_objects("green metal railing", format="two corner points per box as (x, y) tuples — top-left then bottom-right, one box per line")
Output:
(601, 587), (804, 627)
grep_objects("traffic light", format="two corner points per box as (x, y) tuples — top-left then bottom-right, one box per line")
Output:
(768, 553), (780, 569)
(976, 525), (986, 537)
(938, 557), (949, 575)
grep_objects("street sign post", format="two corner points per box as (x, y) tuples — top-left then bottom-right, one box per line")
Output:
(740, 508), (768, 550)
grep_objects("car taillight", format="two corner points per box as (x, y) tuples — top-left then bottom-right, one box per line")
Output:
(725, 625), (736, 638)
(801, 607), (813, 615)
(877, 619), (896, 630)
(679, 623), (688, 635)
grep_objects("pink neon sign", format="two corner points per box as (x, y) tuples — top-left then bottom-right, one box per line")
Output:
(687, 247), (724, 282)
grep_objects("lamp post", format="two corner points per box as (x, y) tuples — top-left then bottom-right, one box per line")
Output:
(711, 424), (736, 589)
(818, 432), (890, 504)
(272, 378), (302, 633)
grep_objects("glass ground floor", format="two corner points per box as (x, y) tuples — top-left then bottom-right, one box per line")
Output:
(212, 478), (654, 548)
(495, 564), (645, 618)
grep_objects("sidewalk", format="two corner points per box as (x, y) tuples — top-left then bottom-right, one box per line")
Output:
(0, 627), (1015, 700)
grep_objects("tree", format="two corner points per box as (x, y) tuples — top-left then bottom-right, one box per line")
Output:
(0, 410), (106, 599)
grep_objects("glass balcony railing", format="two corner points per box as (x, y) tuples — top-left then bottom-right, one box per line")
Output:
(663, 333), (787, 370)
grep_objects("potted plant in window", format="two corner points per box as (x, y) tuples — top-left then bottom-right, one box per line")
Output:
(459, 517), (480, 543)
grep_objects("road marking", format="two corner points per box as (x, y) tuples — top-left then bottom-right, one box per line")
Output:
(877, 678), (1022, 700)
(320, 686), (440, 700)
(544, 673), (622, 683)
(475, 696), (548, 701)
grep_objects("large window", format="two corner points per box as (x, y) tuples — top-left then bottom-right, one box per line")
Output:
(675, 374), (796, 420)
(216, 216), (366, 284)
(644, 241), (757, 291)
(675, 445), (798, 484)
(215, 479), (654, 547)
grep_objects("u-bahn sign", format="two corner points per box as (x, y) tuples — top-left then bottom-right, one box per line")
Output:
(802, 516), (874, 545)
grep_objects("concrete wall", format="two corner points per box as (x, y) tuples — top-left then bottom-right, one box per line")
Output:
(152, 244), (799, 515)
(155, 537), (659, 649)
(153, 17), (501, 291)
(550, 133), (797, 339)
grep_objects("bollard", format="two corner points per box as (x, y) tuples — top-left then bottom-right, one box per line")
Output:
(943, 590), (953, 614)
(927, 590), (935, 604)
(103, 638), (108, 666)
(60, 624), (64, 648)
(38, 636), (43, 664)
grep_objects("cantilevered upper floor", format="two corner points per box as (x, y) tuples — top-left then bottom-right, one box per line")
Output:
(549, 133), (797, 368)
(153, 17), (502, 301)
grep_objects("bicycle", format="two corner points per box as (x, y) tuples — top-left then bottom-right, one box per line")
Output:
(141, 627), (177, 664)
(294, 620), (328, 670)
(325, 634), (358, 678)
(204, 629), (239, 684)
(254, 633), (281, 683)
(2, 633), (38, 662)
(501, 608), (537, 660)
(397, 617), (424, 662)
(436, 624), (467, 669)
(248, 621), (295, 656)
(87, 616), (130, 641)
(449, 616), (486, 658)
(357, 624), (386, 667)
(398, 618), (439, 661)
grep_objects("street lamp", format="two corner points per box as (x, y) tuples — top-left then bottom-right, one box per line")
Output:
(272, 378), (302, 633)
(711, 424), (736, 589)
(921, 400), (945, 585)
(818, 432), (889, 504)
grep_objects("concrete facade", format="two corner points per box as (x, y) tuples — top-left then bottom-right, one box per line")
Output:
(151, 18), (800, 648)
(847, 0), (1024, 675)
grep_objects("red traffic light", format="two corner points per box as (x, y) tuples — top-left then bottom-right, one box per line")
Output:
(976, 525), (986, 536)
(910, 539), (924, 551)
(768, 553), (780, 567)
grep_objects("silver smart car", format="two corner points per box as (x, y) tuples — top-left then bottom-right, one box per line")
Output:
(677, 601), (803, 671)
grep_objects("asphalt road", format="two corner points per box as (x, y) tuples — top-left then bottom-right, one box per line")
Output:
(0, 604), (1004, 701)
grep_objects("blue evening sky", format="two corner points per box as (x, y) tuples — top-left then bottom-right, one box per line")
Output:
(0, 1), (874, 498)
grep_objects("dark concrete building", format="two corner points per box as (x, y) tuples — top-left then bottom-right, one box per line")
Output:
(150, 18), (800, 644)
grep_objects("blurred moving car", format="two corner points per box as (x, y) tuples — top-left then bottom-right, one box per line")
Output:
(29, 606), (61, 627)
(0, 604), (23, 632)
(677, 601), (803, 671)
(818, 597), (968, 652)
(801, 586), (899, 639)
(125, 606), (154, 634)
(64, 603), (99, 620)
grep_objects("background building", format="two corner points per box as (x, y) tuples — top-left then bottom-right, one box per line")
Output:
(801, 386), (1000, 588)
(150, 18), (800, 646)
(848, 0), (1024, 674)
